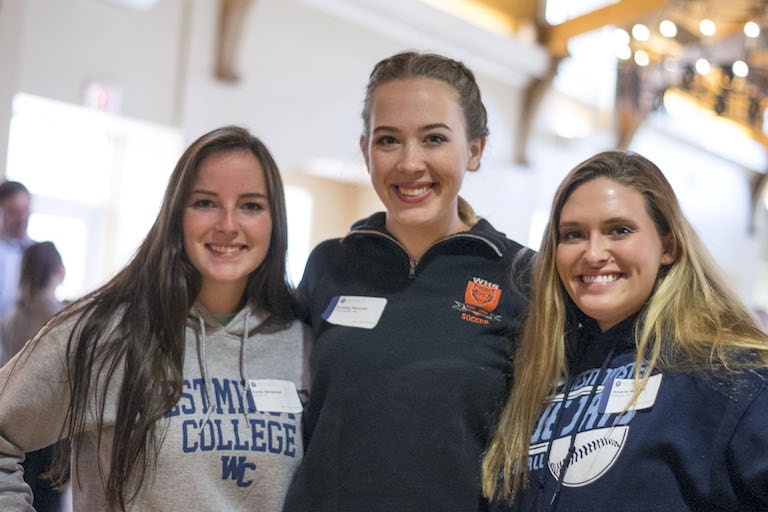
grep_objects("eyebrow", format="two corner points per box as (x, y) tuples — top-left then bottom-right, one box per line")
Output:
(558, 216), (633, 228)
(372, 123), (453, 134)
(190, 189), (267, 200)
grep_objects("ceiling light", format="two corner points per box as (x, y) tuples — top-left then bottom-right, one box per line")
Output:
(744, 21), (761, 38)
(659, 20), (677, 38)
(632, 24), (650, 41)
(732, 60), (749, 78)
(613, 28), (630, 46)
(695, 58), (711, 75)
(634, 50), (650, 66)
(699, 19), (716, 36)
(616, 45), (632, 60)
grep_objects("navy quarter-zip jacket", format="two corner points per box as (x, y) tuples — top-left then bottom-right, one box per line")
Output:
(284, 212), (531, 512)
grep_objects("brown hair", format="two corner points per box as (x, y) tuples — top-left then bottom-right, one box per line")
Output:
(360, 50), (489, 142)
(19, 241), (63, 298)
(38, 126), (294, 510)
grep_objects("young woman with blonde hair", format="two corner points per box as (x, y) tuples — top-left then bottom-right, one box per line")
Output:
(483, 150), (768, 511)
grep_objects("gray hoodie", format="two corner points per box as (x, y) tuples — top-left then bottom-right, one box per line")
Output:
(0, 302), (311, 511)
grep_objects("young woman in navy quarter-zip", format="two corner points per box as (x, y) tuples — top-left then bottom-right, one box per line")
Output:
(283, 51), (532, 512)
(483, 150), (768, 512)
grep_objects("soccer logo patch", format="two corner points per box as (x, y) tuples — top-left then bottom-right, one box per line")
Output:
(453, 277), (502, 324)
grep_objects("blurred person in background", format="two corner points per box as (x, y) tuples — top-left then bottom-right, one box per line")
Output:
(1, 241), (67, 511)
(1, 241), (65, 365)
(0, 181), (34, 318)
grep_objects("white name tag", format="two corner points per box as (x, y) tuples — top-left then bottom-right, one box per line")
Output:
(247, 379), (303, 413)
(601, 373), (662, 413)
(321, 295), (387, 329)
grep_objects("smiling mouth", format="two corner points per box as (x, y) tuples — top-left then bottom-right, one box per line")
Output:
(207, 244), (246, 254)
(580, 273), (623, 284)
(397, 185), (432, 197)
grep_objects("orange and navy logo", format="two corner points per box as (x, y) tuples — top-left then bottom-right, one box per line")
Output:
(453, 277), (502, 324)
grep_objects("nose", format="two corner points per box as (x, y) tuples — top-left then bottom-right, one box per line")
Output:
(215, 207), (237, 234)
(397, 141), (426, 173)
(584, 235), (609, 265)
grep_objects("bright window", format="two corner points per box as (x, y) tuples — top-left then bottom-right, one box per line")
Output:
(5, 93), (183, 301)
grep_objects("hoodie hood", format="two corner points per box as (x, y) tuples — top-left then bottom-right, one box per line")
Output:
(187, 302), (268, 337)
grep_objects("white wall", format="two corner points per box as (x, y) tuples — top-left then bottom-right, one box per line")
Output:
(0, 0), (25, 171)
(179, 0), (546, 172)
(11, 0), (186, 126)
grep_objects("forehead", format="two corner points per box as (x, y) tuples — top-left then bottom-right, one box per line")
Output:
(560, 178), (649, 221)
(1, 191), (30, 208)
(193, 150), (267, 190)
(370, 78), (462, 119)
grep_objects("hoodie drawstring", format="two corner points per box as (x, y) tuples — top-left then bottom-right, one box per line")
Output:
(239, 309), (252, 424)
(544, 342), (617, 512)
(195, 308), (254, 439)
(196, 314), (215, 438)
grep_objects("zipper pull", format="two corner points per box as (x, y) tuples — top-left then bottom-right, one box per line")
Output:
(409, 259), (416, 278)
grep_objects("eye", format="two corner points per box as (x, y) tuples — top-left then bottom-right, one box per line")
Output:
(191, 199), (215, 209)
(610, 226), (634, 238)
(558, 230), (583, 243)
(374, 135), (398, 146)
(242, 201), (265, 212)
(424, 133), (447, 144)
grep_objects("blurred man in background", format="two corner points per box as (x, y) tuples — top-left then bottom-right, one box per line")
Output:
(0, 181), (34, 318)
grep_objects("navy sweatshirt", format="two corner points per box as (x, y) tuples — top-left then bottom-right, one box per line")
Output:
(492, 315), (768, 512)
(283, 212), (531, 512)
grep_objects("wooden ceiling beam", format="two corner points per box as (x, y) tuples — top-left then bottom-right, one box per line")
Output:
(543, 0), (668, 57)
(470, 0), (538, 20)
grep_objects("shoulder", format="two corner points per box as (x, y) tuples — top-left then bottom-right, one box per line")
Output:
(302, 238), (345, 280)
(307, 237), (344, 259)
(471, 218), (531, 255)
(668, 367), (768, 407)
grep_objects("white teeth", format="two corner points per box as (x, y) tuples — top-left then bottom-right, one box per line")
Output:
(582, 274), (620, 284)
(209, 244), (242, 254)
(399, 185), (431, 197)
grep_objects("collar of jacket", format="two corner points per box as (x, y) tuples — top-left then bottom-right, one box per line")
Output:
(344, 211), (508, 258)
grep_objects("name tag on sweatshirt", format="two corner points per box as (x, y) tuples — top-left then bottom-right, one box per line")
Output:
(322, 295), (387, 329)
(600, 373), (662, 413)
(248, 379), (303, 413)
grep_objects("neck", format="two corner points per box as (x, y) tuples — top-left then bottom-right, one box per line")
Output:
(21, 284), (58, 302)
(196, 283), (246, 315)
(42, 286), (58, 301)
(386, 217), (469, 261)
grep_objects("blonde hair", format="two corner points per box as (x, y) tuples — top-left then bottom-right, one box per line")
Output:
(457, 196), (478, 226)
(481, 150), (768, 503)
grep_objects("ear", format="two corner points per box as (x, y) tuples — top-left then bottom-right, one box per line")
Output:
(359, 136), (370, 173)
(467, 137), (486, 172)
(660, 234), (678, 266)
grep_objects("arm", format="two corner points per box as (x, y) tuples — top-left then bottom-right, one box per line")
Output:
(0, 322), (72, 510)
(727, 377), (768, 508)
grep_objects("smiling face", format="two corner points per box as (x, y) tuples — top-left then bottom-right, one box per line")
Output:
(361, 78), (484, 245)
(555, 177), (676, 331)
(182, 149), (272, 312)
